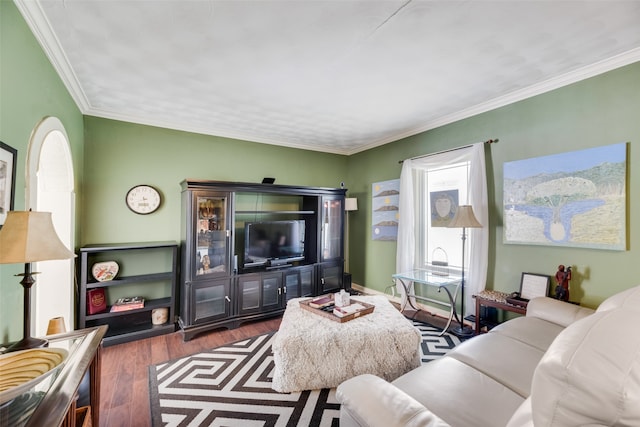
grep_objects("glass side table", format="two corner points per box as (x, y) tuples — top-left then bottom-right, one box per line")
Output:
(392, 268), (463, 336)
(0, 325), (107, 427)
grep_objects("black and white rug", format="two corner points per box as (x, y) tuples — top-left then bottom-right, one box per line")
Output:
(149, 321), (461, 426)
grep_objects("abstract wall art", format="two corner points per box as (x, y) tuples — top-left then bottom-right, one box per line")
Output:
(503, 142), (627, 250)
(372, 179), (400, 241)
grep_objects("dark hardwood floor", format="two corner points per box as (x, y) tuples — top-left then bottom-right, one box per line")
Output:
(99, 318), (282, 427)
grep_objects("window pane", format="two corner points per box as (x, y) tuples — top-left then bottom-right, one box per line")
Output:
(420, 162), (470, 269)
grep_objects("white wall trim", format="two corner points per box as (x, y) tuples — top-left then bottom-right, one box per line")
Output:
(26, 116), (76, 336)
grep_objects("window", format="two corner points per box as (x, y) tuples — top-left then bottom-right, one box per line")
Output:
(417, 161), (470, 270)
(397, 143), (488, 317)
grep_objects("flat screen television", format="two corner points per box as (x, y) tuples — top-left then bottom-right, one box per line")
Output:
(244, 220), (306, 268)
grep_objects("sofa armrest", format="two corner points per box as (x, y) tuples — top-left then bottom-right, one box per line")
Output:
(526, 297), (594, 327)
(336, 374), (450, 427)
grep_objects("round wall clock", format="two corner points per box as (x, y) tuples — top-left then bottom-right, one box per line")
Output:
(126, 185), (161, 214)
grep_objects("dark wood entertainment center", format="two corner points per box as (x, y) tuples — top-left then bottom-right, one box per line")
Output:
(178, 179), (346, 341)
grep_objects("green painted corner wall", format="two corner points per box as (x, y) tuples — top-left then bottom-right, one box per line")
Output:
(0, 0), (84, 343)
(81, 117), (347, 244)
(345, 62), (640, 308)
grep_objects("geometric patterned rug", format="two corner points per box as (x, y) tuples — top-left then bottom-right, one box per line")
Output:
(148, 320), (461, 426)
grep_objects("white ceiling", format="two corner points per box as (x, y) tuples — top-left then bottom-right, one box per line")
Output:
(15, 0), (640, 155)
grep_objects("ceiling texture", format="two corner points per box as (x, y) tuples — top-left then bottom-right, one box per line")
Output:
(15, 0), (640, 155)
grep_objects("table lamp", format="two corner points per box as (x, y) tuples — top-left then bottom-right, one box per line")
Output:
(448, 205), (482, 336)
(0, 211), (75, 351)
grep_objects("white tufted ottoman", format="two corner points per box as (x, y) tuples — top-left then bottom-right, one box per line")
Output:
(271, 295), (421, 393)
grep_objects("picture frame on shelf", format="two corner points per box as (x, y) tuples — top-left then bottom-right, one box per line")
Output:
(0, 141), (17, 227)
(520, 272), (550, 300)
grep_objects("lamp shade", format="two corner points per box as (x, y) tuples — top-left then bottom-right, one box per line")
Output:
(345, 198), (358, 212)
(448, 205), (482, 228)
(0, 211), (75, 264)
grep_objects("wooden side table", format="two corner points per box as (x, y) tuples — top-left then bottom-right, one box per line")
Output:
(474, 291), (526, 334)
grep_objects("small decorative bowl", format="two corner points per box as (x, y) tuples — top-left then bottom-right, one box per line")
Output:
(91, 261), (119, 282)
(0, 348), (68, 404)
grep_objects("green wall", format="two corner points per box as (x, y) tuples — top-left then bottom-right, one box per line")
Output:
(3, 0), (639, 344)
(81, 117), (347, 244)
(346, 62), (640, 308)
(0, 0), (84, 343)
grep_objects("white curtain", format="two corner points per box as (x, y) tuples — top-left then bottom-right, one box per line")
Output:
(396, 143), (489, 317)
(396, 159), (416, 299)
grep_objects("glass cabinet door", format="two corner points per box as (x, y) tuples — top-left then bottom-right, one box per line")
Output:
(238, 275), (261, 314)
(237, 272), (282, 315)
(319, 261), (343, 293)
(321, 196), (344, 262)
(195, 194), (229, 277)
(284, 265), (315, 301)
(191, 278), (231, 324)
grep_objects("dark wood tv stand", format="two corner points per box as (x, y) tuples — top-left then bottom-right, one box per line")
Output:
(178, 180), (346, 341)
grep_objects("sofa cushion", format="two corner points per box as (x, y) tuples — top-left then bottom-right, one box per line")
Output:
(337, 374), (451, 427)
(447, 332), (545, 397)
(532, 307), (640, 426)
(597, 284), (640, 313)
(490, 316), (565, 352)
(525, 297), (594, 327)
(505, 398), (534, 427)
(392, 356), (524, 427)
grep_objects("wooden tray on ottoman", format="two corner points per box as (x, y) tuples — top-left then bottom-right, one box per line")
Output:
(299, 296), (375, 323)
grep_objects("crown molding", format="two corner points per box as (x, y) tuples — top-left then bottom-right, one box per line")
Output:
(85, 109), (351, 155)
(348, 48), (640, 155)
(14, 0), (92, 112)
(15, 0), (640, 157)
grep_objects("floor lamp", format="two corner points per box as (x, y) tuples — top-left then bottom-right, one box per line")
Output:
(344, 197), (358, 273)
(0, 211), (75, 351)
(448, 205), (482, 336)
(344, 197), (358, 291)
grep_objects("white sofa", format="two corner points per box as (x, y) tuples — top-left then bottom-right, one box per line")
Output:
(336, 285), (640, 427)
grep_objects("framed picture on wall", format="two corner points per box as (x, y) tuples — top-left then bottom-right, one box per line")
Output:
(503, 142), (627, 250)
(0, 141), (17, 227)
(372, 179), (400, 241)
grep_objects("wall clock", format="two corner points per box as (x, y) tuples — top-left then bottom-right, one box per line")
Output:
(125, 185), (161, 214)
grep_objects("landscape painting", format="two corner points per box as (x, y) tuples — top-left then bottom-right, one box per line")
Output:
(372, 179), (400, 241)
(503, 143), (626, 250)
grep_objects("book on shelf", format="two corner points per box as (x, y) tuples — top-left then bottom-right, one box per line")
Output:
(87, 288), (107, 315)
(110, 296), (145, 312)
(308, 295), (334, 309)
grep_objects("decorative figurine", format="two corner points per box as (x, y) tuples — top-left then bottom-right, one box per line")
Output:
(554, 264), (571, 301)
